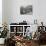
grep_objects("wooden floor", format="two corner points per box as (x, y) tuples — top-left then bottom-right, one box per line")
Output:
(40, 45), (46, 46)
(0, 44), (46, 46)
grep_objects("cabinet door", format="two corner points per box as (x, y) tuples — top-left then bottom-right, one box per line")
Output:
(16, 26), (23, 36)
(10, 26), (17, 32)
(16, 26), (23, 32)
(10, 26), (17, 37)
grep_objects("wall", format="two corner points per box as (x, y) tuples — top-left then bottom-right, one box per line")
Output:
(8, 0), (38, 24)
(2, 0), (46, 26)
(2, 0), (8, 25)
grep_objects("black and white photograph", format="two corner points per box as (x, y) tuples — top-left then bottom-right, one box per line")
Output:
(20, 5), (32, 15)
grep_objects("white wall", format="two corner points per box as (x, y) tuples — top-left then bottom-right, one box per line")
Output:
(2, 0), (46, 26)
(10, 0), (36, 24)
(2, 0), (8, 24)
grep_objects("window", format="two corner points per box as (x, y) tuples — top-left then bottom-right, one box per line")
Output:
(0, 0), (2, 27)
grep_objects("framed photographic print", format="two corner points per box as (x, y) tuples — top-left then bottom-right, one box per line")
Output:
(20, 5), (33, 15)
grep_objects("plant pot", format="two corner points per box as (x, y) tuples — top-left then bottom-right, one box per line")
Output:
(0, 38), (5, 44)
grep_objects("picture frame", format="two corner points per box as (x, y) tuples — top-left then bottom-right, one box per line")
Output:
(20, 5), (33, 15)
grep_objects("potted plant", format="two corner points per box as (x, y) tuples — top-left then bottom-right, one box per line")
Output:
(0, 23), (9, 44)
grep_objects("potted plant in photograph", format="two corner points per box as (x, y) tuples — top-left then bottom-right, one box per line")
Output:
(0, 23), (9, 44)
